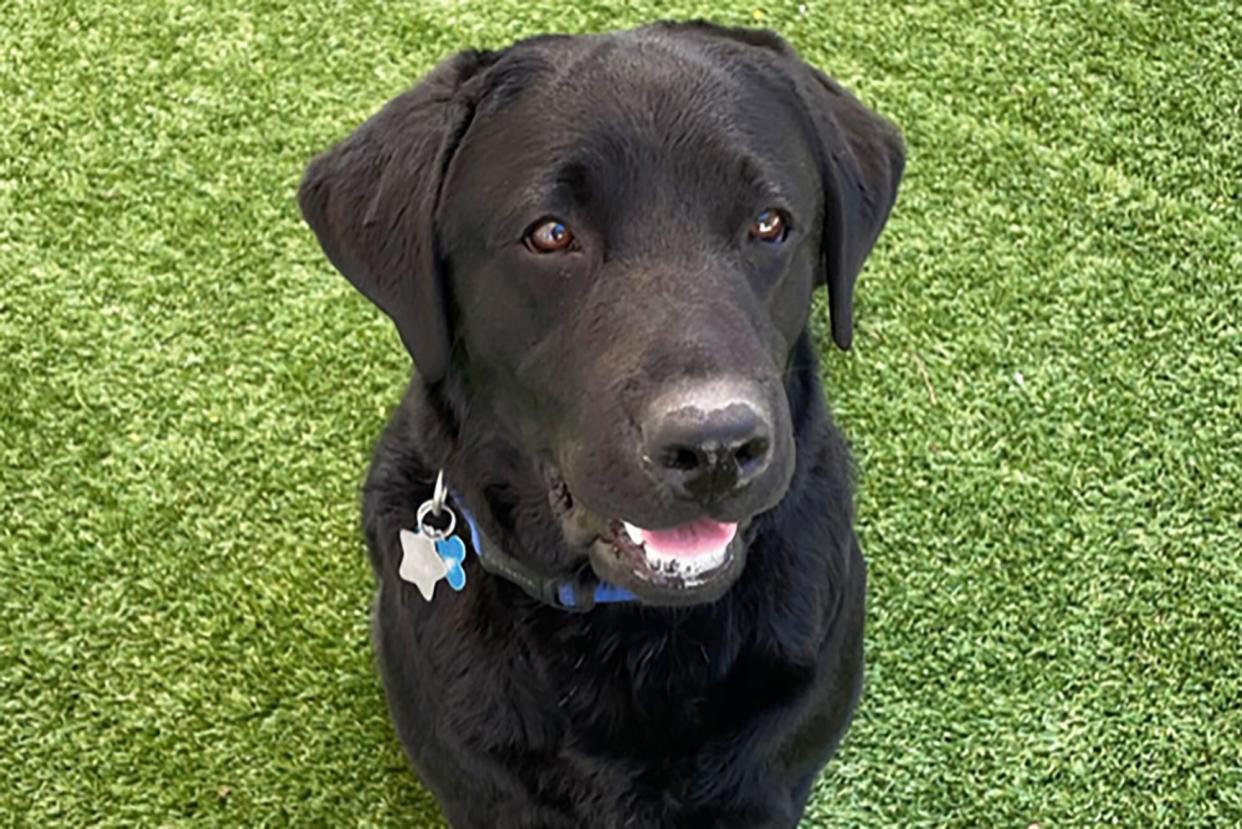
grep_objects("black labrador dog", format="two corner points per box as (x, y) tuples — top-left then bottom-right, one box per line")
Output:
(299, 20), (902, 829)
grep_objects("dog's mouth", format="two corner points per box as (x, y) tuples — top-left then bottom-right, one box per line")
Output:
(547, 468), (749, 606)
(601, 517), (739, 583)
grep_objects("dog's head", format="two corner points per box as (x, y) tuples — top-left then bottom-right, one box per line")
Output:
(300, 22), (903, 605)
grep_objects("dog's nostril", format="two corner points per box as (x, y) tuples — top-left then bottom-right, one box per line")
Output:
(661, 446), (705, 472)
(733, 436), (769, 469)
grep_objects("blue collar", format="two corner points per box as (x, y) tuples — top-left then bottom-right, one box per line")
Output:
(452, 495), (637, 612)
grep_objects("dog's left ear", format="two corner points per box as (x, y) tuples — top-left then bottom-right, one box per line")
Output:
(790, 61), (905, 350)
(667, 21), (904, 350)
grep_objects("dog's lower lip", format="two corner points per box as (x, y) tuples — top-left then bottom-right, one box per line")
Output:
(561, 504), (606, 548)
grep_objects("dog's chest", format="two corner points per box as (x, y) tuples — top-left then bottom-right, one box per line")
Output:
(512, 620), (812, 776)
(494, 647), (808, 827)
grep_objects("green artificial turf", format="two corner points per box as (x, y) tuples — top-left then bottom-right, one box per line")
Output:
(2, 0), (1239, 825)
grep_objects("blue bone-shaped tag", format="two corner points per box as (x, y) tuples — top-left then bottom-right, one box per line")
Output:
(435, 535), (467, 592)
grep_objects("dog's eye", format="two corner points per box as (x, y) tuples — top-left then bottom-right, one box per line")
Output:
(526, 219), (575, 253)
(750, 209), (789, 243)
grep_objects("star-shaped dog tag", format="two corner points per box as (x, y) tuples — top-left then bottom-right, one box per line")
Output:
(399, 529), (450, 601)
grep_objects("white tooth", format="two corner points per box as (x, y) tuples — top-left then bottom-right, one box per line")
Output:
(639, 541), (731, 584)
(621, 521), (645, 547)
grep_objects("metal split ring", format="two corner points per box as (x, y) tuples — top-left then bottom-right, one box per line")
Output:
(434, 470), (449, 513)
(416, 470), (455, 540)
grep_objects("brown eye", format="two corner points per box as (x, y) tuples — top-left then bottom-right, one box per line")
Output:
(750, 209), (788, 243)
(526, 219), (574, 253)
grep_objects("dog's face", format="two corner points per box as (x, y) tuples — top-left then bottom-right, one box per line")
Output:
(301, 23), (903, 605)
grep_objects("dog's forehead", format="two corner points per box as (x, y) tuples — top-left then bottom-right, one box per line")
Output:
(517, 35), (798, 145)
(453, 33), (817, 205)
(546, 33), (744, 113)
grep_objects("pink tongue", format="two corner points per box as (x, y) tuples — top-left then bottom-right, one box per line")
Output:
(639, 518), (738, 558)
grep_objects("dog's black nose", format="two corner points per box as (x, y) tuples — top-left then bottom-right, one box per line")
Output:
(643, 384), (773, 503)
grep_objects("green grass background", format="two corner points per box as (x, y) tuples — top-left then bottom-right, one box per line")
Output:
(2, 0), (1239, 825)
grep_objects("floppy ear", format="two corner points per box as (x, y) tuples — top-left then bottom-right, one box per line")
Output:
(792, 63), (905, 350)
(652, 21), (904, 350)
(298, 50), (494, 383)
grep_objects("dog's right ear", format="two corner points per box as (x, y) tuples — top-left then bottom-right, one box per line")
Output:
(298, 51), (494, 383)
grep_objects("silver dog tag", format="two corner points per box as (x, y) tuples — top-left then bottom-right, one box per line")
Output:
(399, 529), (450, 601)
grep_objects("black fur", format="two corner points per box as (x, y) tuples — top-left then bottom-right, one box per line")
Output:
(299, 21), (902, 829)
